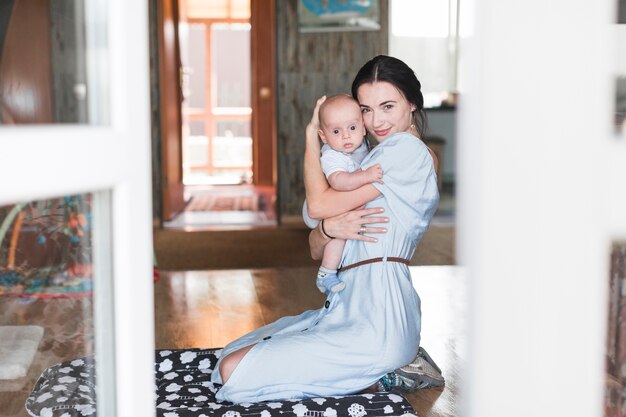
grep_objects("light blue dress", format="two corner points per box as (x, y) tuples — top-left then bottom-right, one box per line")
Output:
(211, 132), (439, 403)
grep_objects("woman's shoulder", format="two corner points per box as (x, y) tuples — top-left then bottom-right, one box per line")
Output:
(369, 132), (428, 157)
(385, 132), (426, 147)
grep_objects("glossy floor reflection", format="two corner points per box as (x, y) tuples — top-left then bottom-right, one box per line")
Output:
(0, 297), (94, 417)
(0, 265), (463, 416)
(155, 265), (465, 417)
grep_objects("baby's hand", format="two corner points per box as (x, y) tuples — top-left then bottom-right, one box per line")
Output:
(364, 164), (383, 184)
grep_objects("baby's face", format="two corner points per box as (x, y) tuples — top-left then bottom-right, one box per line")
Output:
(318, 100), (366, 154)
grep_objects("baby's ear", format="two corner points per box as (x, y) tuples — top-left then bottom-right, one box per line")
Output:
(318, 129), (327, 143)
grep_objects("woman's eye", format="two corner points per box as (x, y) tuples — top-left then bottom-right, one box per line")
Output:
(384, 104), (393, 111)
(361, 108), (370, 113)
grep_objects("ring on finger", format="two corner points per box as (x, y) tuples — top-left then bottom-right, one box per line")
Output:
(360, 226), (366, 234)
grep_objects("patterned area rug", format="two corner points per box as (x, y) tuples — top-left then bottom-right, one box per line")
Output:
(185, 194), (263, 212)
(26, 348), (417, 417)
(0, 264), (92, 298)
(183, 185), (275, 214)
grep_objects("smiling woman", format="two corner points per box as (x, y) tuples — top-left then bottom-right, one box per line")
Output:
(357, 82), (418, 142)
(351, 56), (438, 175)
(207, 55), (442, 404)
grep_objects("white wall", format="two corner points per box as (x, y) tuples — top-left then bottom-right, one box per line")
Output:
(616, 25), (626, 74)
(458, 1), (618, 417)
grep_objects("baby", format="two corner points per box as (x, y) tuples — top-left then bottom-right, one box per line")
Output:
(308, 94), (383, 293)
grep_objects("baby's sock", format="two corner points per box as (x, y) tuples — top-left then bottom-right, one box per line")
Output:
(316, 267), (335, 292)
(316, 267), (344, 293)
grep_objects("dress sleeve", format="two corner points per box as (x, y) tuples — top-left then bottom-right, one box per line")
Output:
(359, 133), (440, 240)
(301, 199), (320, 229)
(320, 147), (351, 177)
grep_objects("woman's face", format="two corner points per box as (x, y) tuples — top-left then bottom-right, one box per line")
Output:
(356, 81), (416, 143)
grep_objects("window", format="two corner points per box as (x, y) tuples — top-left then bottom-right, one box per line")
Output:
(389, 0), (462, 108)
(179, 0), (252, 185)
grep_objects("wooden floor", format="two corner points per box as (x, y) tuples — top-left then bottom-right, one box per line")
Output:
(154, 266), (466, 417)
(0, 265), (464, 417)
(0, 297), (94, 417)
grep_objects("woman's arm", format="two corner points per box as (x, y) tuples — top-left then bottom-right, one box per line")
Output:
(304, 97), (381, 220)
(327, 163), (383, 191)
(425, 146), (439, 174)
(309, 207), (389, 260)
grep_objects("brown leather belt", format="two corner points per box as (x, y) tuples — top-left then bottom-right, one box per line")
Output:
(338, 257), (410, 273)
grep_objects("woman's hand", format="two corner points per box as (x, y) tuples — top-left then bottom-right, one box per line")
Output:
(306, 96), (326, 135)
(309, 207), (389, 260)
(304, 96), (331, 216)
(323, 207), (388, 241)
(305, 96), (326, 156)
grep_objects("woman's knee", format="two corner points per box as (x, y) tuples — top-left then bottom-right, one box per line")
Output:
(219, 354), (237, 384)
(219, 344), (255, 384)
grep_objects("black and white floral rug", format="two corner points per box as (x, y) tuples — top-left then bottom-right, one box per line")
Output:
(26, 348), (417, 417)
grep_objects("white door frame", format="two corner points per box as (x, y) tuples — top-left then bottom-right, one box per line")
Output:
(0, 0), (155, 415)
(458, 0), (620, 416)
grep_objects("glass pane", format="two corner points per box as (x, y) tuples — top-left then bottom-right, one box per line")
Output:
(183, 120), (209, 178)
(211, 23), (251, 108)
(0, 0), (108, 124)
(0, 193), (105, 416)
(185, 135), (209, 167)
(182, 23), (206, 109)
(188, 120), (206, 136)
(230, 0), (251, 19)
(186, 0), (250, 20)
(212, 136), (252, 168)
(216, 119), (251, 137)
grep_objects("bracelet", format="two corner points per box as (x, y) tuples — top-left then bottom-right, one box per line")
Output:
(320, 219), (335, 240)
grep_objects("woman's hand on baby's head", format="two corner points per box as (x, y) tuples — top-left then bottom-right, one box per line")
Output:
(306, 96), (327, 134)
(364, 164), (383, 184)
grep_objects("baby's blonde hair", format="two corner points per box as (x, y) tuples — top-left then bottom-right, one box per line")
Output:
(318, 94), (360, 126)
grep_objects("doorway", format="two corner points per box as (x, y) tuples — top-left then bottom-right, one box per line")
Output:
(163, 0), (276, 227)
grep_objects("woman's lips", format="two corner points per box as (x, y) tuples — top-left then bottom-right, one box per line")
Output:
(374, 128), (391, 137)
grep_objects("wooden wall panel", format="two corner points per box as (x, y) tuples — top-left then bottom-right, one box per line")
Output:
(606, 243), (626, 417)
(251, 0), (277, 186)
(149, 0), (164, 224)
(0, 0), (53, 124)
(50, 1), (88, 124)
(158, 0), (186, 222)
(276, 0), (388, 217)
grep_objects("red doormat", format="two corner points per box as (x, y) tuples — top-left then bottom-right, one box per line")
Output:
(185, 194), (263, 212)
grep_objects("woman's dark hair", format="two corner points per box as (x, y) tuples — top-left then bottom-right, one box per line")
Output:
(351, 55), (427, 139)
